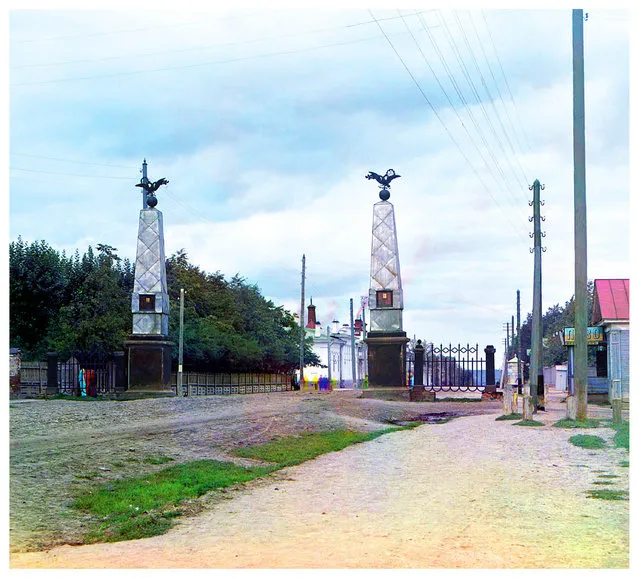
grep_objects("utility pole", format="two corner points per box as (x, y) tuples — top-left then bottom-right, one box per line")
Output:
(178, 288), (185, 396)
(529, 179), (546, 411)
(299, 254), (306, 388)
(573, 8), (589, 420)
(361, 296), (367, 340)
(326, 325), (332, 386)
(517, 289), (522, 389)
(350, 298), (357, 388)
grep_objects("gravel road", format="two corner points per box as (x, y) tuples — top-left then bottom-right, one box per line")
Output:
(9, 389), (629, 568)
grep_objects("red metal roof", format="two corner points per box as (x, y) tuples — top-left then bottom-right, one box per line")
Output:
(592, 279), (629, 324)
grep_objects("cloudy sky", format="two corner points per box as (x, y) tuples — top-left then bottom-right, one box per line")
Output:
(7, 1), (631, 362)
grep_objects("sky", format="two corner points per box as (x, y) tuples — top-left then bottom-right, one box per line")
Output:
(6, 1), (634, 364)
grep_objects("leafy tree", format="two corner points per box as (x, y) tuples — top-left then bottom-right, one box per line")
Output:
(9, 237), (69, 358)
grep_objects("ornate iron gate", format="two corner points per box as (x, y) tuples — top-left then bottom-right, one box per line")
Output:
(420, 343), (485, 392)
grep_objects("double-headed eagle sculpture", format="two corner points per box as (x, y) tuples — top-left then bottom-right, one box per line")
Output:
(365, 169), (401, 188)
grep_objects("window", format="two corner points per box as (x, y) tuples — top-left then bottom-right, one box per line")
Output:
(376, 290), (393, 308)
(139, 294), (155, 311)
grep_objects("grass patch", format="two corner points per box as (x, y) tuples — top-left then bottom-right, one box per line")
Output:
(598, 474), (619, 479)
(495, 413), (523, 421)
(592, 481), (615, 486)
(234, 425), (420, 467)
(513, 419), (545, 427)
(569, 434), (607, 449)
(586, 489), (629, 501)
(143, 455), (174, 465)
(552, 418), (601, 429)
(620, 460), (629, 468)
(72, 460), (276, 542)
(610, 422), (629, 450)
(73, 426), (417, 544)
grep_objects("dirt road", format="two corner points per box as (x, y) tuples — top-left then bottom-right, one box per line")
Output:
(10, 389), (629, 568)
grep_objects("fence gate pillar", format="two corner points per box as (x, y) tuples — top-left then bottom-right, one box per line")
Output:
(484, 345), (496, 386)
(414, 340), (424, 386)
(46, 352), (59, 396)
(113, 351), (127, 394)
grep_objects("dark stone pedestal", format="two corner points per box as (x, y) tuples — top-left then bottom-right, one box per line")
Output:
(124, 334), (175, 398)
(364, 331), (409, 387)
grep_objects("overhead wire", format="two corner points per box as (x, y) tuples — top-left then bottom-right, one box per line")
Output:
(480, 10), (533, 154)
(465, 11), (529, 170)
(412, 10), (529, 223)
(396, 10), (526, 222)
(435, 10), (527, 210)
(10, 29), (415, 87)
(11, 11), (437, 70)
(368, 9), (528, 247)
(451, 11), (530, 192)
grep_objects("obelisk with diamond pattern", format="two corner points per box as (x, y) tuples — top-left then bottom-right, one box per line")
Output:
(131, 209), (170, 335)
(123, 161), (174, 397)
(364, 190), (409, 387)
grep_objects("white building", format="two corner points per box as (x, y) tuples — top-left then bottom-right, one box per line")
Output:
(300, 301), (368, 389)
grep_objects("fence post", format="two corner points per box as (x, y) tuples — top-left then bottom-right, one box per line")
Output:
(414, 340), (424, 386)
(484, 345), (496, 386)
(46, 352), (59, 396)
(113, 351), (127, 394)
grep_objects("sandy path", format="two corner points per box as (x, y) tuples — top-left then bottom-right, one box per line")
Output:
(10, 398), (629, 569)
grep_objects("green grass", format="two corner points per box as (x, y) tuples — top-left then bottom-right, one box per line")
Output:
(72, 460), (276, 542)
(234, 425), (421, 467)
(143, 455), (174, 465)
(569, 434), (607, 449)
(495, 413), (523, 421)
(592, 481), (615, 485)
(513, 419), (545, 427)
(598, 474), (619, 479)
(586, 489), (629, 501)
(610, 422), (629, 450)
(620, 460), (629, 468)
(552, 418), (601, 429)
(48, 394), (111, 402)
(72, 425), (419, 543)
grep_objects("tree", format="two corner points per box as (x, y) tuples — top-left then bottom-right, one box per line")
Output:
(10, 238), (69, 359)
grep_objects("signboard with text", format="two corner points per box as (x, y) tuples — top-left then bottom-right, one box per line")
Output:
(562, 326), (604, 346)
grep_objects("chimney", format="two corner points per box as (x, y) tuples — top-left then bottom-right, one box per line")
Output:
(306, 298), (317, 329)
(332, 320), (339, 334)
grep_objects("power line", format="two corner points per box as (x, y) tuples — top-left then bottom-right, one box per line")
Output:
(435, 10), (526, 209)
(412, 10), (528, 222)
(10, 167), (132, 179)
(10, 152), (136, 169)
(465, 11), (529, 174)
(10, 29), (412, 87)
(451, 11), (530, 193)
(397, 10), (526, 221)
(481, 10), (533, 154)
(368, 9), (528, 246)
(10, 10), (285, 44)
(11, 11), (437, 70)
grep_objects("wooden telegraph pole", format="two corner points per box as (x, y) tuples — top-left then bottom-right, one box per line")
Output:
(299, 254), (306, 389)
(529, 179), (545, 411)
(572, 9), (589, 420)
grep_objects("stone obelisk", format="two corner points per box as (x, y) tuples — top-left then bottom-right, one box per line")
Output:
(364, 169), (409, 387)
(124, 159), (174, 396)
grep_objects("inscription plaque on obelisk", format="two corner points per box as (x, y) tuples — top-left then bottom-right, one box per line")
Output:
(364, 169), (409, 387)
(123, 159), (174, 396)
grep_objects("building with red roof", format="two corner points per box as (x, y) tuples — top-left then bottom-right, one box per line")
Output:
(591, 279), (629, 401)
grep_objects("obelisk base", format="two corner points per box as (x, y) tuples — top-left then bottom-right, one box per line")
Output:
(364, 331), (409, 387)
(123, 334), (175, 398)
